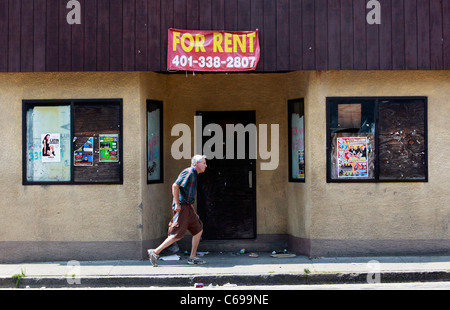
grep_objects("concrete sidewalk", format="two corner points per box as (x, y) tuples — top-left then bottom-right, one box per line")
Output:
(1, 252), (450, 288)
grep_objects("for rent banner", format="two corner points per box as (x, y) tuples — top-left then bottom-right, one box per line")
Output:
(168, 28), (260, 72)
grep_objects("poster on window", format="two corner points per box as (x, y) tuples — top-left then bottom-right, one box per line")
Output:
(74, 137), (94, 166)
(99, 134), (119, 162)
(337, 137), (368, 178)
(298, 151), (305, 179)
(41, 133), (61, 163)
(290, 111), (305, 180)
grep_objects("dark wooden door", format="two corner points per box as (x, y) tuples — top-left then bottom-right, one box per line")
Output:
(197, 111), (256, 239)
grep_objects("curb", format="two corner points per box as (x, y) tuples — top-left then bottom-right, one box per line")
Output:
(2, 270), (450, 288)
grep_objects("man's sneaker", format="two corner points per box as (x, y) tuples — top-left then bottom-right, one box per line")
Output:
(187, 256), (206, 265)
(148, 249), (159, 267)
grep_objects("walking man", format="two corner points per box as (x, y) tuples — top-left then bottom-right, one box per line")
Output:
(148, 155), (207, 266)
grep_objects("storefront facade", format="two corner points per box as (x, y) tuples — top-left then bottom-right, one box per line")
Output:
(0, 1), (449, 262)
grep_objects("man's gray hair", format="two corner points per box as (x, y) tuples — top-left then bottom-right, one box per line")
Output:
(191, 154), (206, 166)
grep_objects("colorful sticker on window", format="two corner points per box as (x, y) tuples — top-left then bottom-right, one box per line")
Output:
(99, 134), (119, 162)
(337, 137), (368, 178)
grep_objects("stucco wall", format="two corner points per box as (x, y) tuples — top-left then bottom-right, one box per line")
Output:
(0, 72), (147, 262)
(0, 71), (294, 261)
(140, 73), (169, 249)
(1, 70), (449, 261)
(288, 71), (450, 256)
(161, 73), (290, 237)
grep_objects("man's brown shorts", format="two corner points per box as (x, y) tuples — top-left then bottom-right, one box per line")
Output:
(168, 204), (203, 239)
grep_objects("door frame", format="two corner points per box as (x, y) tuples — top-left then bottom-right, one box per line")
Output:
(196, 110), (257, 239)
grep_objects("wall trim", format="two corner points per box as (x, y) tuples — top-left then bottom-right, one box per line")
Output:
(0, 241), (142, 263)
(2, 237), (450, 263)
(288, 237), (450, 257)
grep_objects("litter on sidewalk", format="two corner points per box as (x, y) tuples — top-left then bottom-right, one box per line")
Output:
(271, 249), (296, 258)
(183, 251), (209, 256)
(159, 254), (180, 261)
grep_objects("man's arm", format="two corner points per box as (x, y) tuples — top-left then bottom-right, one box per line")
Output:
(172, 182), (181, 212)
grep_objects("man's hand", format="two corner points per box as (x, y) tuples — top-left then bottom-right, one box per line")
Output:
(174, 203), (181, 212)
(172, 182), (181, 212)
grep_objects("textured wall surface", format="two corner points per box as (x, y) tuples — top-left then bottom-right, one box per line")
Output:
(289, 70), (450, 256)
(0, 72), (147, 261)
(0, 70), (449, 261)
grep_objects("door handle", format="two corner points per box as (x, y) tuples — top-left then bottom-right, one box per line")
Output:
(248, 170), (253, 188)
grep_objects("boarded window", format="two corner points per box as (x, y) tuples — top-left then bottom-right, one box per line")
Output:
(23, 100), (123, 185)
(326, 97), (427, 182)
(73, 103), (122, 183)
(338, 104), (362, 129)
(378, 100), (427, 180)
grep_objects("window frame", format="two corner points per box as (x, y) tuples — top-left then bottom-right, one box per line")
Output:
(146, 100), (164, 184)
(288, 98), (306, 183)
(22, 99), (123, 185)
(326, 96), (428, 183)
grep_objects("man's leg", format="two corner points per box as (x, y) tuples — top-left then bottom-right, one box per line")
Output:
(186, 207), (204, 264)
(149, 208), (186, 265)
(155, 235), (180, 255)
(190, 230), (202, 258)
(186, 229), (207, 265)
(187, 230), (205, 265)
(148, 235), (181, 267)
